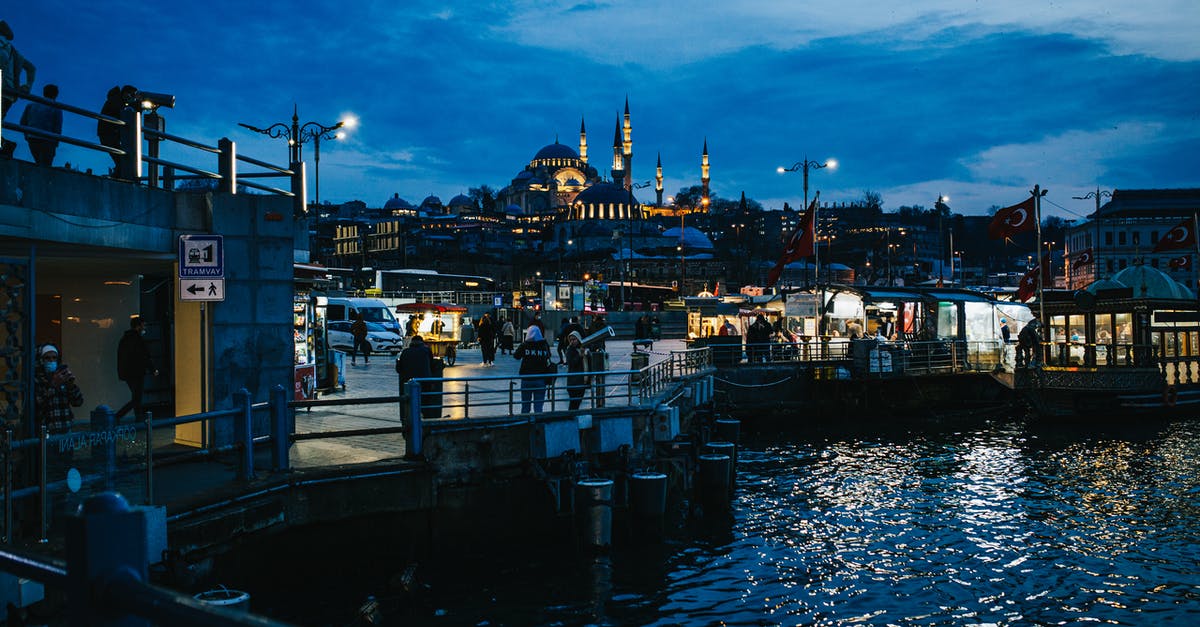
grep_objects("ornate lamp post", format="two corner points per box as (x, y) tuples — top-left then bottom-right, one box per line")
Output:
(1073, 187), (1111, 283)
(239, 106), (356, 262)
(777, 156), (837, 212)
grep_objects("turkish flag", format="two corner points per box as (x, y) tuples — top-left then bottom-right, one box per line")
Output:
(1169, 255), (1191, 270)
(1153, 218), (1196, 253)
(988, 196), (1036, 240)
(766, 194), (818, 287)
(1071, 248), (1094, 267)
(1015, 255), (1051, 302)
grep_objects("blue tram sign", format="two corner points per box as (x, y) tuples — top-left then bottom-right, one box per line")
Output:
(178, 234), (224, 278)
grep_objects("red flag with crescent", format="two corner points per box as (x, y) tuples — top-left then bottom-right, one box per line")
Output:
(766, 194), (818, 288)
(988, 196), (1036, 240)
(1071, 248), (1094, 267)
(1015, 255), (1051, 302)
(1169, 255), (1191, 270)
(1153, 218), (1196, 253)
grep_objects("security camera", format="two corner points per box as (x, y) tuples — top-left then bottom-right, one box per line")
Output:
(137, 91), (176, 109)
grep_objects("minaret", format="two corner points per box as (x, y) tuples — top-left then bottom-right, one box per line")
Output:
(655, 152), (664, 206)
(579, 116), (588, 166)
(701, 138), (710, 206)
(622, 97), (633, 190)
(611, 116), (625, 183)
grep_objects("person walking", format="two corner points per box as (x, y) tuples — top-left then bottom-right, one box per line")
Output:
(499, 318), (515, 355)
(477, 313), (496, 366)
(34, 344), (82, 435)
(20, 84), (61, 166)
(350, 312), (371, 365)
(564, 330), (588, 410)
(0, 20), (37, 158)
(115, 316), (157, 421)
(514, 325), (552, 413)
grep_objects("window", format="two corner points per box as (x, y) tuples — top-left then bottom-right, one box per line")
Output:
(1133, 232), (1140, 244)
(1119, 232), (1127, 245)
(1107, 259), (1115, 273)
(1119, 259), (1128, 269)
(1105, 232), (1113, 246)
(1152, 258), (1159, 268)
(1151, 231), (1158, 244)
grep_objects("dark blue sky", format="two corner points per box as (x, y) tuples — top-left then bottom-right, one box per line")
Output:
(6, 1), (1198, 218)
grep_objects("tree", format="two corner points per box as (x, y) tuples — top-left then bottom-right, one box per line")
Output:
(469, 185), (496, 213)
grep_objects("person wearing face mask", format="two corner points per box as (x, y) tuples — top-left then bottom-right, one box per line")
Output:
(115, 316), (157, 421)
(34, 344), (83, 435)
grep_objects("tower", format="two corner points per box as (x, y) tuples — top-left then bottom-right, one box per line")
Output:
(579, 116), (588, 165)
(622, 97), (632, 190)
(655, 152), (664, 206)
(611, 116), (625, 183)
(701, 138), (710, 206)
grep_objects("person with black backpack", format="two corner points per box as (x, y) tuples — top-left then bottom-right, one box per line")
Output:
(514, 325), (553, 413)
(115, 316), (157, 421)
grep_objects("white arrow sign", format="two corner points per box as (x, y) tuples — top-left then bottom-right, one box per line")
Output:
(180, 279), (225, 302)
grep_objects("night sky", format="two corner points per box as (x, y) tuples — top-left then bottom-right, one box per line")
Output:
(6, 1), (1198, 218)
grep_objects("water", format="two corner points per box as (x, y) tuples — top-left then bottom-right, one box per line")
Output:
(277, 417), (1200, 625)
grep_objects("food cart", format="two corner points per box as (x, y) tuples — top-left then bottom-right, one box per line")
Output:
(395, 303), (466, 365)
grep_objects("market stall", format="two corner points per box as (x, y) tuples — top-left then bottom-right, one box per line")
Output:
(395, 303), (466, 365)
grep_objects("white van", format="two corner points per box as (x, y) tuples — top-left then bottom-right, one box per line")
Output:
(325, 297), (401, 335)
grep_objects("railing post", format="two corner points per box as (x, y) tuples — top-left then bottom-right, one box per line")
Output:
(405, 380), (423, 459)
(2, 429), (11, 544)
(144, 411), (154, 506)
(116, 106), (142, 181)
(269, 384), (289, 472)
(234, 389), (254, 480)
(290, 161), (307, 217)
(218, 137), (237, 194)
(66, 493), (147, 625)
(38, 425), (48, 543)
(90, 405), (117, 490)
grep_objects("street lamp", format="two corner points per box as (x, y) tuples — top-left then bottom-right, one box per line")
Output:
(777, 156), (837, 210)
(819, 234), (837, 283)
(622, 180), (652, 311)
(240, 105), (357, 264)
(1073, 187), (1111, 282)
(953, 250), (965, 286)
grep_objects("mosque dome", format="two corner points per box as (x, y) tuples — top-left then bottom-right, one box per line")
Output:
(533, 141), (579, 162)
(420, 195), (443, 207)
(574, 182), (636, 207)
(383, 193), (412, 210)
(447, 194), (474, 208)
(1107, 264), (1195, 299)
(661, 226), (714, 250)
(514, 171), (534, 181)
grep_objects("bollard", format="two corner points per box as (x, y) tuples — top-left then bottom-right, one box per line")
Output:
(405, 380), (423, 459)
(697, 454), (732, 512)
(575, 478), (614, 552)
(713, 418), (741, 444)
(629, 472), (668, 542)
(269, 385), (289, 472)
(704, 441), (737, 496)
(234, 389), (254, 481)
(65, 493), (148, 624)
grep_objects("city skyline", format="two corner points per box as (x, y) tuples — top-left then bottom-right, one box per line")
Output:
(6, 1), (1198, 219)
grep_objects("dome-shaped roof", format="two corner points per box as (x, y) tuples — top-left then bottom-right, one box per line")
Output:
(514, 171), (534, 181)
(447, 194), (473, 208)
(505, 203), (522, 213)
(533, 141), (579, 161)
(1084, 279), (1126, 294)
(420, 195), (443, 207)
(574, 182), (636, 207)
(661, 226), (714, 250)
(383, 193), (412, 209)
(1106, 265), (1195, 299)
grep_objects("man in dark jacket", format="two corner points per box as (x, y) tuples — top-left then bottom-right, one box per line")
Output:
(396, 335), (438, 426)
(115, 316), (157, 420)
(747, 313), (774, 362)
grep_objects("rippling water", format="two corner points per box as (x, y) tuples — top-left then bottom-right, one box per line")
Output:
(291, 417), (1200, 626)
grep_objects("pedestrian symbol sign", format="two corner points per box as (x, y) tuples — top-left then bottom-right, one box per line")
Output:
(180, 278), (225, 302)
(179, 234), (224, 278)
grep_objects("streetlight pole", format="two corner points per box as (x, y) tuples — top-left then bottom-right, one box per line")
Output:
(777, 156), (837, 212)
(1073, 187), (1111, 283)
(622, 180), (651, 311)
(239, 105), (356, 263)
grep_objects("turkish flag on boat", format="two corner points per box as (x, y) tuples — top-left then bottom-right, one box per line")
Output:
(766, 193), (819, 288)
(1169, 255), (1192, 270)
(987, 196), (1037, 240)
(1153, 218), (1197, 253)
(1071, 248), (1094, 267)
(1015, 255), (1052, 302)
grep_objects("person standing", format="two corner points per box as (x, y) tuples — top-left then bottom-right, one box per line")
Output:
(477, 313), (496, 366)
(564, 330), (588, 410)
(556, 317), (571, 364)
(514, 325), (552, 413)
(350, 312), (371, 365)
(499, 318), (515, 355)
(98, 85), (136, 169)
(396, 335), (436, 442)
(0, 20), (37, 158)
(747, 313), (773, 362)
(115, 316), (157, 421)
(20, 84), (61, 166)
(34, 344), (82, 435)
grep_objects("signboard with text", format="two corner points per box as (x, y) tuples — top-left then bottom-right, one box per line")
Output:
(178, 234), (224, 278)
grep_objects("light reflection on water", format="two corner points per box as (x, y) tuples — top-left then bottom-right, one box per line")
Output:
(394, 419), (1200, 626)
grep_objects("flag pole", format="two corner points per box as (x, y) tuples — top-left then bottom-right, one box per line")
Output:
(1033, 184), (1047, 326)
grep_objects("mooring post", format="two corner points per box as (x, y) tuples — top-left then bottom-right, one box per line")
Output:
(66, 492), (148, 625)
(269, 384), (289, 471)
(629, 472), (668, 542)
(405, 380), (423, 459)
(234, 389), (254, 480)
(575, 478), (614, 552)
